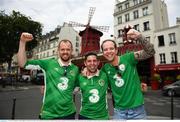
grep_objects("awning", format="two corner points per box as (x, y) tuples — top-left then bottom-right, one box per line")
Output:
(155, 64), (180, 71)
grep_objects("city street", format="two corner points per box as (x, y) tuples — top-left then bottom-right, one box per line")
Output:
(0, 85), (42, 119)
(0, 85), (180, 119)
(144, 89), (180, 119)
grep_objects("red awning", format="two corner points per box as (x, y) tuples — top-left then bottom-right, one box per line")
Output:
(155, 64), (180, 71)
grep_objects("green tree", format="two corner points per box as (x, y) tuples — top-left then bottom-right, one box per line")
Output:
(0, 10), (42, 70)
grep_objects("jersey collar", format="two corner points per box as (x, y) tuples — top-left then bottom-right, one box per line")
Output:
(87, 70), (100, 79)
(58, 58), (72, 67)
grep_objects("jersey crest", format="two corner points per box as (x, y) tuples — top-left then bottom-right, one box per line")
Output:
(98, 79), (105, 86)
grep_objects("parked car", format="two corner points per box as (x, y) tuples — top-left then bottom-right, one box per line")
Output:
(31, 73), (44, 85)
(162, 80), (180, 96)
(21, 74), (31, 82)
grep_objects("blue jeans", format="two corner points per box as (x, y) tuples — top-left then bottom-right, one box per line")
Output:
(113, 105), (147, 120)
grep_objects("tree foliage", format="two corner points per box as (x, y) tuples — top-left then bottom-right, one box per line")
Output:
(0, 10), (42, 68)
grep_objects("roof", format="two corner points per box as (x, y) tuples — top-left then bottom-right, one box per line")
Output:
(79, 27), (103, 37)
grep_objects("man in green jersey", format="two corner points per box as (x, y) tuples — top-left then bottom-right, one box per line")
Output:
(78, 52), (109, 120)
(17, 32), (79, 119)
(101, 25), (155, 119)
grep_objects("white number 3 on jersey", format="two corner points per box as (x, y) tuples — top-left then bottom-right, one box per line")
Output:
(89, 89), (99, 103)
(58, 77), (69, 90)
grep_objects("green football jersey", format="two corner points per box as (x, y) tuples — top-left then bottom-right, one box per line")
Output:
(102, 52), (144, 109)
(78, 70), (109, 120)
(24, 58), (79, 119)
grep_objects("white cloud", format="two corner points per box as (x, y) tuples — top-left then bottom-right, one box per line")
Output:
(0, 0), (179, 40)
(165, 0), (180, 26)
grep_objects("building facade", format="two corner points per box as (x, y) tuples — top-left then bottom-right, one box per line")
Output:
(33, 22), (81, 60)
(113, 0), (180, 83)
(114, 0), (169, 46)
(154, 19), (180, 77)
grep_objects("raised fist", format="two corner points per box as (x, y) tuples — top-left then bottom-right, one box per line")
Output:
(127, 28), (141, 41)
(20, 32), (34, 42)
(122, 24), (133, 42)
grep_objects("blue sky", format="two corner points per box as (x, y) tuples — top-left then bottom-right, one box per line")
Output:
(0, 0), (179, 39)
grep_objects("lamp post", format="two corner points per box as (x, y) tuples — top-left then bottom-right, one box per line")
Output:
(170, 89), (174, 120)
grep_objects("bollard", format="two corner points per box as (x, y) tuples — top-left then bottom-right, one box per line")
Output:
(170, 89), (174, 120)
(11, 98), (16, 119)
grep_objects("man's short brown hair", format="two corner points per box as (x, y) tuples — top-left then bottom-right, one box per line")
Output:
(84, 52), (98, 61)
(101, 39), (117, 51)
(58, 39), (73, 49)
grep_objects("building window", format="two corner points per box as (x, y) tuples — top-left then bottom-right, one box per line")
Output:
(53, 42), (56, 48)
(55, 40), (58, 46)
(43, 53), (45, 58)
(118, 16), (122, 24)
(171, 52), (178, 63)
(133, 0), (138, 5)
(146, 36), (150, 42)
(134, 24), (140, 31)
(158, 35), (165, 47)
(52, 50), (55, 55)
(76, 42), (79, 47)
(159, 53), (166, 64)
(125, 13), (130, 22)
(142, 7), (148, 16)
(139, 0), (143, 3)
(118, 29), (123, 37)
(169, 33), (176, 45)
(133, 10), (139, 19)
(47, 52), (49, 57)
(76, 36), (79, 41)
(125, 3), (129, 9)
(87, 41), (90, 46)
(92, 41), (95, 44)
(143, 21), (150, 31)
(45, 45), (48, 50)
(118, 6), (122, 11)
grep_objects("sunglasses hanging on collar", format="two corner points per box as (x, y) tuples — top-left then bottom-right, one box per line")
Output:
(63, 66), (68, 76)
(114, 66), (122, 77)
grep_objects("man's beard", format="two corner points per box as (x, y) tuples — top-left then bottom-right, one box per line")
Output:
(88, 68), (97, 74)
(61, 56), (70, 62)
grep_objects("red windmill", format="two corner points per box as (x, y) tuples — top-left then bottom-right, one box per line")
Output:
(69, 7), (109, 55)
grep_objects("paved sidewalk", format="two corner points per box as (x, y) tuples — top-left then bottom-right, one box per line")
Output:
(0, 85), (179, 120)
(0, 84), (40, 92)
(147, 116), (174, 120)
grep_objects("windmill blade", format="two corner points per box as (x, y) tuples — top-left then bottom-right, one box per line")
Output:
(91, 25), (110, 32)
(68, 21), (86, 27)
(88, 7), (96, 24)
